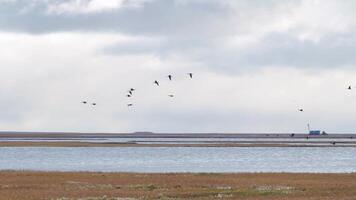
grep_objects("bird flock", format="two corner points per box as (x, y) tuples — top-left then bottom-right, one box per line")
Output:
(82, 73), (194, 108)
(80, 74), (351, 115)
(126, 73), (193, 107)
(81, 101), (96, 106)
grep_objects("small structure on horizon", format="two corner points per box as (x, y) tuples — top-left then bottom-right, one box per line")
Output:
(307, 123), (321, 135)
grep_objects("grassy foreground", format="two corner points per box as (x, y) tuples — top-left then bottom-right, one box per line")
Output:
(0, 172), (355, 199)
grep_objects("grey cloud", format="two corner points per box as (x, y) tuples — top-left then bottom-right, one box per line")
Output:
(9, 0), (355, 72)
(0, 0), (232, 36)
(103, 32), (356, 73)
(238, 33), (356, 68)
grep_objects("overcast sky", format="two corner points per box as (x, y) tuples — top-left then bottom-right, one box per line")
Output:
(1, 0), (356, 133)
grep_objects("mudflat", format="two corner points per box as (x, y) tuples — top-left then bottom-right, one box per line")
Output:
(0, 141), (356, 147)
(1, 132), (356, 147)
(0, 172), (355, 200)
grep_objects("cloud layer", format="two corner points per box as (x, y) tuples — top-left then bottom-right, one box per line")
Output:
(1, 0), (356, 133)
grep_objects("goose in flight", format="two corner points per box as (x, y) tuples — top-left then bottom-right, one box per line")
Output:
(299, 109), (304, 112)
(168, 75), (172, 81)
(188, 73), (193, 79)
(154, 80), (159, 86)
(92, 103), (97, 106)
(127, 103), (133, 107)
(168, 95), (174, 97)
(348, 85), (352, 90)
(82, 101), (87, 104)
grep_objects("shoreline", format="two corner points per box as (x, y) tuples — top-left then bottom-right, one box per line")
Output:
(1, 132), (356, 139)
(0, 141), (356, 147)
(0, 171), (355, 199)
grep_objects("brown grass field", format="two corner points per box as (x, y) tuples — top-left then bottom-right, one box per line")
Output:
(0, 172), (355, 200)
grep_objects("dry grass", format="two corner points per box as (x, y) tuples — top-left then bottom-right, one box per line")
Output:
(0, 172), (355, 199)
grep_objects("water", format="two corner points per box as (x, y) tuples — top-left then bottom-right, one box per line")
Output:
(1, 137), (355, 144)
(0, 147), (355, 173)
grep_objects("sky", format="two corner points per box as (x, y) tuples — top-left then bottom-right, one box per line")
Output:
(1, 0), (356, 133)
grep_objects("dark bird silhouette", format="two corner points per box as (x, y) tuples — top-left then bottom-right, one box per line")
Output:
(332, 142), (336, 145)
(348, 85), (352, 90)
(92, 103), (97, 106)
(127, 103), (133, 107)
(82, 101), (87, 104)
(128, 90), (133, 95)
(188, 73), (193, 79)
(299, 109), (304, 112)
(127, 94), (131, 97)
(168, 75), (172, 81)
(168, 95), (174, 97)
(130, 88), (135, 91)
(154, 80), (159, 86)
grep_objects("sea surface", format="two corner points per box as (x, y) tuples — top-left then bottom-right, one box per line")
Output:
(1, 137), (355, 145)
(0, 147), (355, 173)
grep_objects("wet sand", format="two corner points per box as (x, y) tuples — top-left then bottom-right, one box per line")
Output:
(0, 171), (355, 199)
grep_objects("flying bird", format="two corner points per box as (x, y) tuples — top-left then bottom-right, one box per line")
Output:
(130, 88), (135, 91)
(188, 73), (193, 79)
(128, 90), (133, 95)
(299, 109), (304, 112)
(127, 94), (131, 97)
(168, 95), (174, 97)
(92, 103), (97, 106)
(82, 101), (87, 104)
(154, 80), (159, 86)
(348, 86), (352, 90)
(168, 75), (172, 81)
(127, 103), (133, 107)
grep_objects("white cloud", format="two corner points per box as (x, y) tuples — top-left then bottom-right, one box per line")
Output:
(46, 0), (153, 14)
(47, 0), (124, 14)
(0, 31), (356, 132)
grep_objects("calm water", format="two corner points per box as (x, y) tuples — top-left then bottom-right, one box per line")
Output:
(1, 137), (355, 144)
(0, 147), (355, 173)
